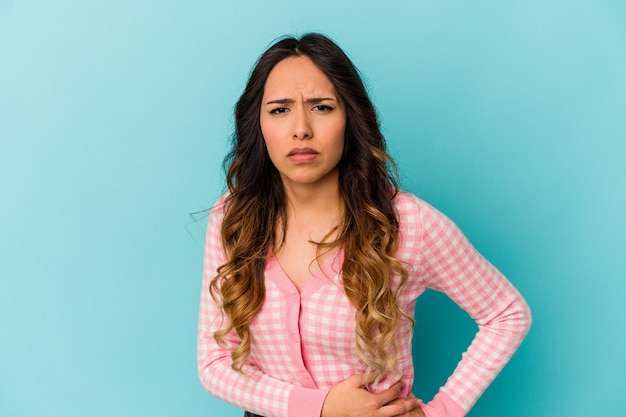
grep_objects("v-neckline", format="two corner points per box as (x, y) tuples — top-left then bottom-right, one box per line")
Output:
(267, 248), (344, 296)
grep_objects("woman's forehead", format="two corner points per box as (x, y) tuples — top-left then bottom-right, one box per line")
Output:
(263, 56), (338, 99)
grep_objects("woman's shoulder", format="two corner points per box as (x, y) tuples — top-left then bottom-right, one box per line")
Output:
(209, 191), (231, 215)
(202, 191), (231, 229)
(393, 190), (428, 215)
(392, 190), (428, 232)
(393, 190), (447, 228)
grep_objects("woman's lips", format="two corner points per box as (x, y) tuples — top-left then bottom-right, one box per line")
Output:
(288, 148), (318, 163)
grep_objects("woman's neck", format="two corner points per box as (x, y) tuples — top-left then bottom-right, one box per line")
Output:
(274, 179), (343, 287)
(282, 180), (342, 226)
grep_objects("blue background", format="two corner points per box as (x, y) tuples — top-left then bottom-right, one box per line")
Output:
(1, 1), (625, 416)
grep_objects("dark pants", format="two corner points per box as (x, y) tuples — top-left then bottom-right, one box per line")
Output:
(244, 412), (264, 417)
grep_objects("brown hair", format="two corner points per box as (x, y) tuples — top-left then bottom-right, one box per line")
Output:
(210, 33), (412, 381)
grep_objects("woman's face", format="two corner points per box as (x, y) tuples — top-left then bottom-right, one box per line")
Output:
(260, 56), (346, 193)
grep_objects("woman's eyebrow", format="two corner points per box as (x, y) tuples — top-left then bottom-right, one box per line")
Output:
(265, 97), (336, 105)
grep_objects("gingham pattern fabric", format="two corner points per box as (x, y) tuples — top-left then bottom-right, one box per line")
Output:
(198, 192), (531, 417)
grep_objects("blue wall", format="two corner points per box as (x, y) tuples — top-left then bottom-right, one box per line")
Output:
(1, 1), (624, 416)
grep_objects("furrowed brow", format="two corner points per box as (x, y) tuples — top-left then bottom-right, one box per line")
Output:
(265, 98), (294, 105)
(306, 97), (335, 104)
(264, 97), (336, 105)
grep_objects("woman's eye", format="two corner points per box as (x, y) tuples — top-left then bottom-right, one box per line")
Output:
(313, 105), (333, 112)
(269, 107), (288, 114)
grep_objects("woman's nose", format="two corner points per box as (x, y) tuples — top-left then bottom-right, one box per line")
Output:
(292, 105), (312, 140)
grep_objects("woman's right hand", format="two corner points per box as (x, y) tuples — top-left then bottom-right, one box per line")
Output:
(320, 374), (421, 417)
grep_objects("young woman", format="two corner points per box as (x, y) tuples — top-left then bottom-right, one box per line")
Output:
(198, 33), (531, 417)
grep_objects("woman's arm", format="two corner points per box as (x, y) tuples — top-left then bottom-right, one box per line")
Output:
(409, 196), (532, 417)
(198, 200), (323, 417)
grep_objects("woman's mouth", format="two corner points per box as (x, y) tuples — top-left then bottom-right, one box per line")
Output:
(288, 148), (319, 163)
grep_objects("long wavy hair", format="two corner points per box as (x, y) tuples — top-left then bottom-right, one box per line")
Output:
(210, 33), (412, 381)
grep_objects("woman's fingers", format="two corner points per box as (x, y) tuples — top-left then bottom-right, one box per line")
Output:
(382, 391), (424, 417)
(372, 380), (405, 407)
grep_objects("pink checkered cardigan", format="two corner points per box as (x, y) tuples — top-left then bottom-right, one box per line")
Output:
(198, 191), (531, 417)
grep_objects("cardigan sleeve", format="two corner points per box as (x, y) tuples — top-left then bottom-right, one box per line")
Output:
(409, 196), (532, 417)
(197, 196), (329, 417)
